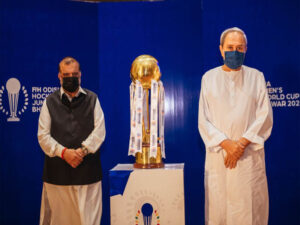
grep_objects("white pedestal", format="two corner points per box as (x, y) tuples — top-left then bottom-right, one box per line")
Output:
(110, 163), (185, 225)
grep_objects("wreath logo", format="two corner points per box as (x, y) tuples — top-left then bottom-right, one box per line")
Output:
(0, 78), (29, 122)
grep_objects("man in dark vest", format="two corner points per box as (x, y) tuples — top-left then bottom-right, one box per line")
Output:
(38, 57), (106, 225)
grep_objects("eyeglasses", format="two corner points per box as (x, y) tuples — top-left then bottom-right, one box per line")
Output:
(61, 72), (80, 77)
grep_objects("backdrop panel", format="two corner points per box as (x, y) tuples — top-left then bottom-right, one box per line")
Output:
(0, 1), (100, 224)
(98, 0), (299, 224)
(0, 0), (299, 224)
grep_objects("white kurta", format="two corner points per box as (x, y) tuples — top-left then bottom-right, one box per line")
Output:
(38, 87), (106, 225)
(198, 65), (273, 225)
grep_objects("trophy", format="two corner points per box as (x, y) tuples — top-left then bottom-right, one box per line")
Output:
(6, 78), (21, 122)
(128, 55), (165, 168)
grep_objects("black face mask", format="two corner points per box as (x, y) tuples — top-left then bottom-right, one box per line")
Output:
(62, 77), (79, 93)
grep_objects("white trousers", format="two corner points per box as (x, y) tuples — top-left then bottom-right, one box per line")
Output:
(205, 149), (269, 225)
(40, 181), (102, 225)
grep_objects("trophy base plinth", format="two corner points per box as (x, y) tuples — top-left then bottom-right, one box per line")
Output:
(134, 162), (164, 169)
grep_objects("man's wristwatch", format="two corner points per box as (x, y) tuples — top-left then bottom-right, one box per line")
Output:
(82, 146), (88, 156)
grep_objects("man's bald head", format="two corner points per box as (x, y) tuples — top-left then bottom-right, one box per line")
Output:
(58, 57), (80, 73)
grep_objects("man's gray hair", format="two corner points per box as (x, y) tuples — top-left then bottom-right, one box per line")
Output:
(220, 27), (247, 46)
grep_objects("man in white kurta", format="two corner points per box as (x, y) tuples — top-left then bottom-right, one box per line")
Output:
(198, 27), (273, 225)
(38, 57), (106, 225)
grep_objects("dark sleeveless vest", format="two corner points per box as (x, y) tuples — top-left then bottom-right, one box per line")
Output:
(42, 89), (102, 185)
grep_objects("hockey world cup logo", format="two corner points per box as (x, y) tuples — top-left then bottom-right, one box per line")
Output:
(142, 203), (153, 225)
(0, 78), (28, 122)
(134, 202), (161, 225)
(7, 78), (21, 121)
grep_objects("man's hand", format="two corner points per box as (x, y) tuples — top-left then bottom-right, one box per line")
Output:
(224, 154), (238, 169)
(63, 148), (84, 168)
(76, 148), (86, 157)
(237, 137), (250, 149)
(220, 139), (244, 169)
(220, 139), (244, 158)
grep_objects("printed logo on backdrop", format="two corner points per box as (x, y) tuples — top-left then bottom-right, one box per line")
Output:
(31, 86), (59, 112)
(267, 81), (300, 107)
(0, 77), (59, 122)
(0, 78), (29, 122)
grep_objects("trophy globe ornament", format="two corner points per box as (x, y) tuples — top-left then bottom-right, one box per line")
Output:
(130, 55), (161, 89)
(128, 55), (165, 168)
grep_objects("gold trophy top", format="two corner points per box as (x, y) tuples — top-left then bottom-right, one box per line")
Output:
(130, 55), (161, 89)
